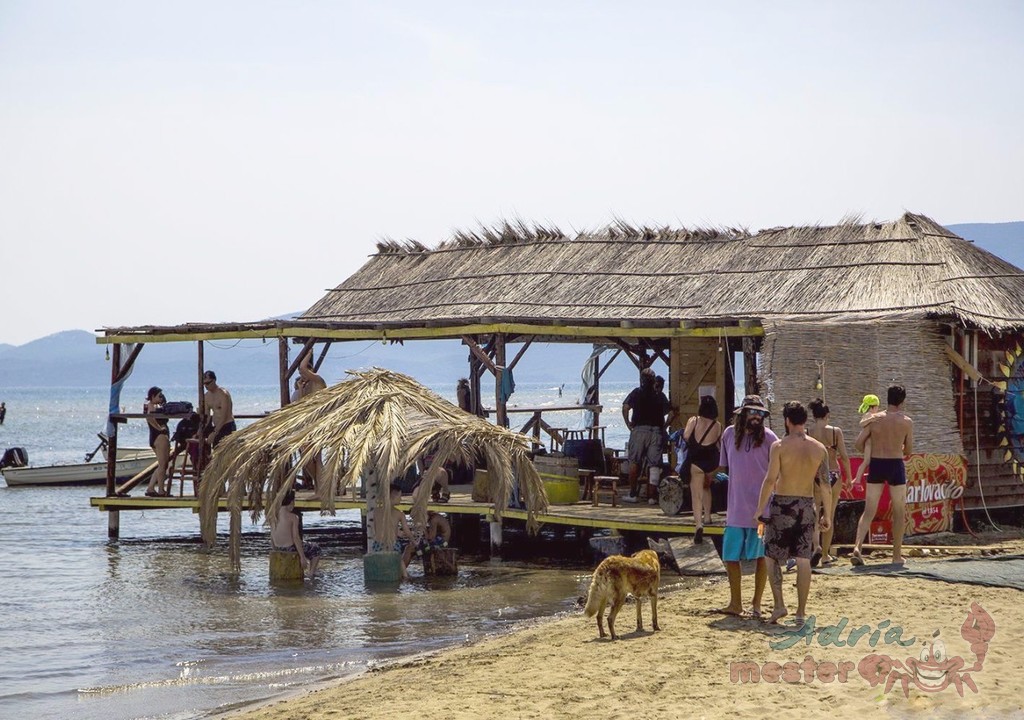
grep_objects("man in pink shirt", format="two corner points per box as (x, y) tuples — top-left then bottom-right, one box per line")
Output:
(716, 395), (778, 618)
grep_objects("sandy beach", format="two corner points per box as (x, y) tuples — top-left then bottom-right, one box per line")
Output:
(231, 535), (1024, 720)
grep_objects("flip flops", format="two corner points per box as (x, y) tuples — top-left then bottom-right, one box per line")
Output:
(144, 490), (159, 497)
(694, 527), (704, 544)
(811, 550), (822, 568)
(850, 553), (865, 567)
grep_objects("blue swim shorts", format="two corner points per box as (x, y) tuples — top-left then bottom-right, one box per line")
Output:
(721, 526), (765, 562)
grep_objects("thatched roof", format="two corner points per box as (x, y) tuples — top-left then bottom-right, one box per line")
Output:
(199, 368), (547, 572)
(301, 213), (1024, 335)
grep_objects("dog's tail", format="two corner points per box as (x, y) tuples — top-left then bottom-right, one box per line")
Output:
(583, 571), (603, 617)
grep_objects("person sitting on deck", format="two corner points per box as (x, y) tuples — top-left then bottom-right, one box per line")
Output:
(270, 490), (322, 579)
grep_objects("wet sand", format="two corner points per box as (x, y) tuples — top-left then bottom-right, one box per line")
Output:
(229, 536), (1024, 720)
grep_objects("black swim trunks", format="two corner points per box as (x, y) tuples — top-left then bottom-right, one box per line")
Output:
(763, 495), (816, 563)
(272, 542), (321, 558)
(211, 421), (237, 448)
(867, 457), (907, 486)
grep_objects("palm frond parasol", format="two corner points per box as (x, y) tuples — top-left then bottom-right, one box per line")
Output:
(198, 368), (547, 573)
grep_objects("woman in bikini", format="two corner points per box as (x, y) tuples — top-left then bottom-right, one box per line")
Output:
(681, 395), (722, 544)
(807, 398), (852, 565)
(144, 386), (171, 497)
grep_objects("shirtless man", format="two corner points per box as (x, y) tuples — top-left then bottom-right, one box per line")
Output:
(852, 384), (914, 567)
(270, 490), (321, 579)
(298, 351), (327, 396)
(754, 401), (829, 626)
(202, 370), (236, 448)
(295, 352), (327, 489)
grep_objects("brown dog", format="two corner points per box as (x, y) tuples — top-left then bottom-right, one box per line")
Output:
(583, 549), (661, 640)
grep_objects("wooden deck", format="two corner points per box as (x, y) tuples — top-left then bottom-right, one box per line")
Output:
(90, 488), (723, 537)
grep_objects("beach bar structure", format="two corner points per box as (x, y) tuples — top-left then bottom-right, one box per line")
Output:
(96, 212), (1024, 539)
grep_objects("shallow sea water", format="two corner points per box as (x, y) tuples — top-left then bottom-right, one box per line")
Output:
(0, 383), (645, 720)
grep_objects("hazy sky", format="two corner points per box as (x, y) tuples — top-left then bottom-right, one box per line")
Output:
(1, 1), (1022, 345)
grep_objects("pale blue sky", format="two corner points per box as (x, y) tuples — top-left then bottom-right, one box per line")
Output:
(1, 1), (1022, 345)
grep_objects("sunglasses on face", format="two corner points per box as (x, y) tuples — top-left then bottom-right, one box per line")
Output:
(747, 410), (768, 418)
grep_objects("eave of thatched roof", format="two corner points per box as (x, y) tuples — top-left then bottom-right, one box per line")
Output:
(301, 213), (1024, 335)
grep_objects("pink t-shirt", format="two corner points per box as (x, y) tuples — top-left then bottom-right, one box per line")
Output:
(720, 425), (779, 528)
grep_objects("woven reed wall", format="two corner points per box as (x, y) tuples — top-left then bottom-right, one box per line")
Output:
(759, 320), (963, 455)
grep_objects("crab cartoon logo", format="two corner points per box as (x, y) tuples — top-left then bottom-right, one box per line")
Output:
(857, 603), (995, 697)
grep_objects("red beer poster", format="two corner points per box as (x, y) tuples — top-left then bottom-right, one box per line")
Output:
(843, 454), (968, 538)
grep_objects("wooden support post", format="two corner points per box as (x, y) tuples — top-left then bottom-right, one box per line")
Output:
(743, 337), (758, 396)
(105, 344), (121, 498)
(278, 338), (290, 407)
(197, 341), (206, 472)
(489, 519), (502, 557)
(108, 509), (119, 539)
(495, 333), (508, 428)
(715, 335), (727, 427)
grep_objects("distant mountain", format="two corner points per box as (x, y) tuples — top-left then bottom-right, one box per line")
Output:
(0, 330), (640, 389)
(947, 222), (1024, 269)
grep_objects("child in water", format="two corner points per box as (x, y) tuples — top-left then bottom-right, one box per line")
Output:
(852, 394), (881, 485)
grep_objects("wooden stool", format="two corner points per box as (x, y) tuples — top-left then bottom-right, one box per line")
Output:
(422, 546), (458, 576)
(172, 439), (202, 497)
(579, 468), (596, 500)
(592, 475), (619, 507)
(269, 550), (304, 581)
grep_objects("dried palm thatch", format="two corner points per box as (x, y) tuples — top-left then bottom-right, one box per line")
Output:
(198, 368), (547, 573)
(302, 212), (1024, 335)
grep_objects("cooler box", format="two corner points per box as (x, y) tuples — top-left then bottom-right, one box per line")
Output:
(534, 454), (580, 505)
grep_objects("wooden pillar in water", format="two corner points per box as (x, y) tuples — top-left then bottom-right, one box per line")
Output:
(489, 518), (502, 557)
(108, 509), (120, 540)
(196, 341), (206, 470)
(105, 343), (121, 498)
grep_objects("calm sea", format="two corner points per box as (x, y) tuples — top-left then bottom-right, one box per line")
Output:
(0, 382), (638, 720)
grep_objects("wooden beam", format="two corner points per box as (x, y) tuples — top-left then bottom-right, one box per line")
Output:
(507, 337), (534, 371)
(596, 348), (622, 380)
(313, 340), (333, 372)
(944, 343), (985, 383)
(113, 342), (145, 384)
(677, 353), (718, 406)
(285, 338), (317, 379)
(613, 339), (644, 370)
(97, 323), (766, 344)
(462, 335), (498, 374)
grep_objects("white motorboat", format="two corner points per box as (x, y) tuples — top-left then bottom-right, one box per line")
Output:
(2, 456), (158, 487)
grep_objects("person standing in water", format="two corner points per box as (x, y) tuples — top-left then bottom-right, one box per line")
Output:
(270, 490), (322, 579)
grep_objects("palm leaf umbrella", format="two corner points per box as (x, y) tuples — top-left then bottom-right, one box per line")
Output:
(198, 368), (548, 573)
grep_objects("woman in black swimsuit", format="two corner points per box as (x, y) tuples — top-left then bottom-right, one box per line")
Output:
(145, 386), (171, 497)
(682, 395), (722, 544)
(807, 398), (852, 565)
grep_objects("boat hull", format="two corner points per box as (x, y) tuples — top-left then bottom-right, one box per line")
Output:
(2, 458), (157, 487)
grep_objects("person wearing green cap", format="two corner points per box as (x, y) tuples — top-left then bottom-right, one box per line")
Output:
(852, 394), (882, 486)
(852, 385), (914, 567)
